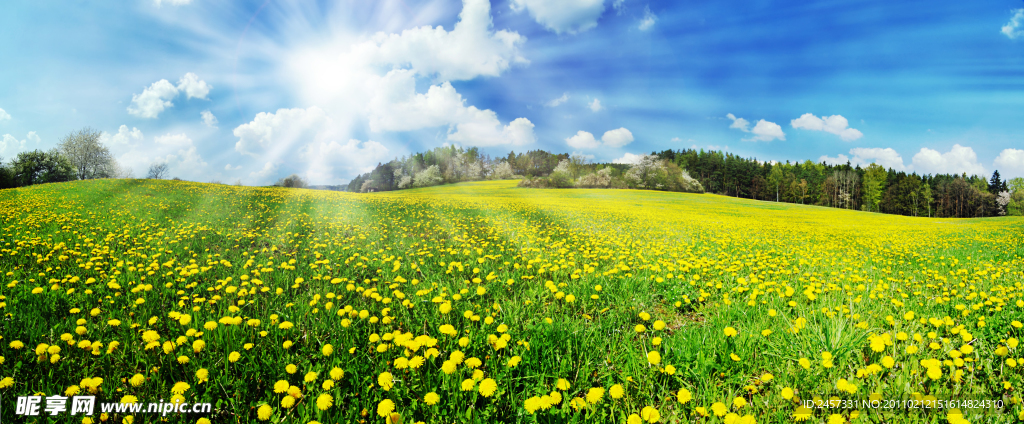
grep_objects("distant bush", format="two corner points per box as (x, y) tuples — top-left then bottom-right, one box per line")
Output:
(275, 174), (307, 188)
(576, 168), (612, 188)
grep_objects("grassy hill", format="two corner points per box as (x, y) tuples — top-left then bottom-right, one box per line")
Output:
(1, 179), (1022, 423)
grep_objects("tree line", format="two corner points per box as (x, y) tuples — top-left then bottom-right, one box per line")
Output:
(348, 145), (1022, 218)
(653, 148), (1023, 218)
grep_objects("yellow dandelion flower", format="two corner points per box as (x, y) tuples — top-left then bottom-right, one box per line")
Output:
(556, 378), (571, 390)
(378, 372), (394, 390)
(316, 393), (333, 411)
(641, 406), (660, 423)
(479, 378), (497, 397)
(257, 404), (273, 420)
(677, 388), (692, 404)
(377, 399), (396, 418)
(424, 392), (440, 405)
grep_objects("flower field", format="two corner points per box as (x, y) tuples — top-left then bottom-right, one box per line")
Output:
(1, 178), (1023, 424)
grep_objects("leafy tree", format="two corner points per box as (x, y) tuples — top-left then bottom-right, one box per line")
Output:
(58, 127), (117, 180)
(862, 163), (887, 212)
(0, 157), (15, 189)
(1009, 177), (1024, 194)
(10, 149), (75, 186)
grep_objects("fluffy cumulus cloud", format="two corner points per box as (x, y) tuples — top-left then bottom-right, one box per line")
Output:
(726, 113), (784, 142)
(201, 110), (218, 128)
(100, 125), (144, 146)
(232, 107), (393, 184)
(354, 0), (527, 81)
(225, 164), (242, 171)
(127, 73), (211, 118)
(748, 120), (785, 142)
(612, 152), (643, 165)
(546, 93), (569, 107)
(279, 0), (534, 181)
(819, 147), (906, 171)
(177, 73), (212, 100)
(566, 130), (599, 149)
(250, 162), (279, 181)
(589, 98), (602, 112)
(994, 148), (1024, 178)
(127, 79), (179, 119)
(601, 127), (634, 147)
(912, 144), (986, 176)
(638, 5), (657, 31)
(1, 132), (40, 156)
(0, 107), (10, 121)
(790, 113), (863, 141)
(1003, 9), (1024, 39)
(103, 128), (209, 180)
(303, 138), (391, 183)
(726, 113), (749, 132)
(565, 127), (634, 149)
(510, 0), (606, 34)
(233, 107), (330, 157)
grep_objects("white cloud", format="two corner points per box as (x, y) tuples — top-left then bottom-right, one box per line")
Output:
(994, 148), (1024, 178)
(233, 107), (395, 184)
(0, 108), (10, 121)
(911, 144), (986, 176)
(233, 107), (330, 157)
(790, 113), (863, 141)
(1, 134), (22, 156)
(100, 125), (144, 146)
(566, 130), (599, 149)
(127, 73), (211, 119)
(177, 73), (211, 100)
(279, 0), (531, 178)
(0, 132), (40, 156)
(153, 133), (208, 171)
(153, 0), (192, 6)
(366, 69), (535, 147)
(747, 119), (785, 142)
(726, 113), (750, 132)
(448, 116), (536, 147)
(127, 79), (178, 119)
(819, 147), (906, 170)
(201, 110), (218, 128)
(510, 0), (605, 34)
(566, 127), (634, 149)
(303, 138), (392, 183)
(355, 0), (527, 81)
(546, 92), (569, 107)
(601, 127), (634, 148)
(589, 98), (603, 112)
(1003, 9), (1024, 39)
(612, 152), (643, 165)
(638, 6), (657, 31)
(850, 147), (906, 170)
(225, 164), (242, 171)
(250, 162), (279, 181)
(670, 137), (682, 142)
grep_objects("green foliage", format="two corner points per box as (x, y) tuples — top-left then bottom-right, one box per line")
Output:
(10, 149), (75, 186)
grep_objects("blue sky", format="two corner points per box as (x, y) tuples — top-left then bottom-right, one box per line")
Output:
(2, 0), (1023, 184)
